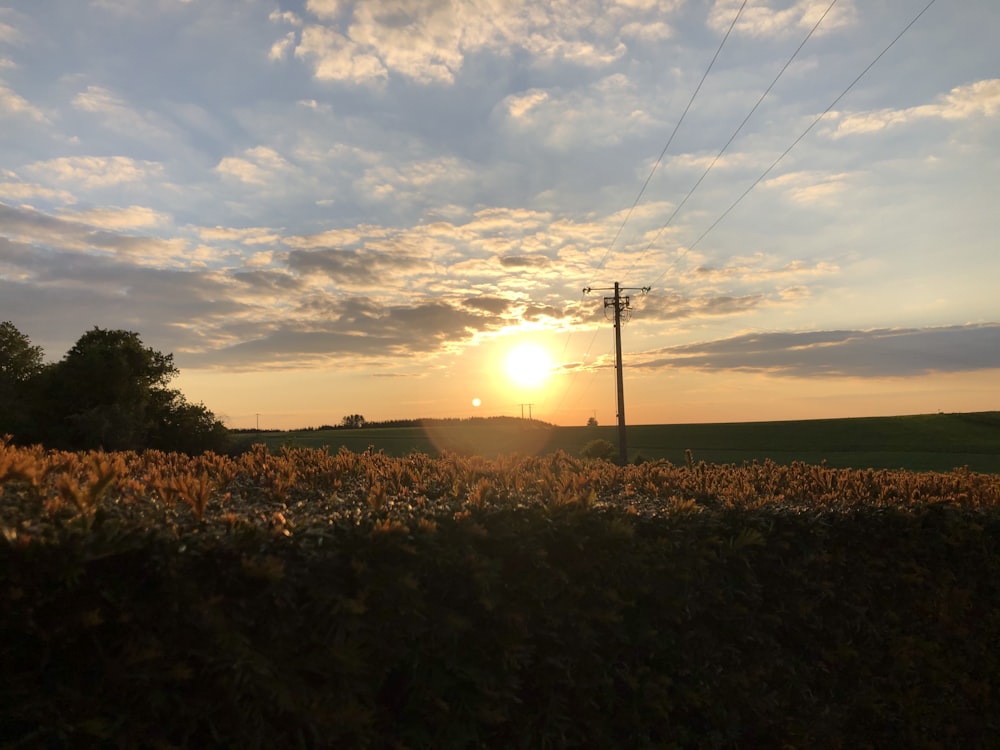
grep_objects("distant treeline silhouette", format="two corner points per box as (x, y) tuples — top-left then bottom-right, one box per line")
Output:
(237, 415), (556, 434)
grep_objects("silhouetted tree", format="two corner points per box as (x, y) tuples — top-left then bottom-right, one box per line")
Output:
(0, 321), (45, 438)
(342, 414), (366, 429)
(40, 327), (229, 453)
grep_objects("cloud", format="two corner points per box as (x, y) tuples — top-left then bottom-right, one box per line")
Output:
(24, 156), (164, 189)
(0, 83), (48, 122)
(506, 90), (550, 120)
(0, 180), (76, 204)
(197, 226), (283, 245)
(269, 9), (303, 26)
(269, 32), (297, 61)
(355, 156), (477, 204)
(641, 291), (768, 322)
(833, 79), (1000, 137)
(0, 235), (250, 356)
(709, 0), (857, 38)
(0, 201), (189, 265)
(185, 298), (507, 369)
(287, 246), (432, 286)
(499, 73), (653, 149)
(280, 0), (657, 86)
(762, 170), (856, 204)
(685, 255), (839, 286)
(60, 205), (171, 230)
(72, 85), (175, 142)
(636, 325), (1000, 378)
(304, 0), (343, 20)
(215, 146), (298, 186)
(293, 25), (388, 84)
(0, 11), (21, 45)
(499, 255), (550, 269)
(89, 0), (194, 14)
(463, 296), (513, 315)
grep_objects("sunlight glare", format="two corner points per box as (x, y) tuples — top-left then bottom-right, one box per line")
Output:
(504, 343), (553, 389)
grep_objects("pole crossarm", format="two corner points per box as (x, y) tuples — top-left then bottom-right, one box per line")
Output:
(583, 283), (649, 465)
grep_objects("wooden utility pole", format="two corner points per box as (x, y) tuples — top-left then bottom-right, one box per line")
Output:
(584, 283), (649, 465)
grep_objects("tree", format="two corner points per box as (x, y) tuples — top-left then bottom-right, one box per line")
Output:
(586, 416), (598, 427)
(42, 327), (228, 453)
(149, 391), (232, 455)
(0, 321), (44, 383)
(342, 414), (366, 429)
(0, 321), (46, 437)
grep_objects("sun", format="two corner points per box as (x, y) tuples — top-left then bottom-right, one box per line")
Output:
(504, 343), (553, 389)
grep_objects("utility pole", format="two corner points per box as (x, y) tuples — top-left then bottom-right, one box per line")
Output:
(519, 403), (534, 420)
(584, 282), (650, 465)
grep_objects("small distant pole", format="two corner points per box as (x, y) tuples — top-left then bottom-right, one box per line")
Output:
(584, 282), (650, 465)
(519, 403), (534, 420)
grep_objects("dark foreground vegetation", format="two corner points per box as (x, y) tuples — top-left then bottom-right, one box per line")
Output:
(3, 441), (999, 748)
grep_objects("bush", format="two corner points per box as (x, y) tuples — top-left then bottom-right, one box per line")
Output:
(2, 445), (1000, 748)
(580, 438), (617, 461)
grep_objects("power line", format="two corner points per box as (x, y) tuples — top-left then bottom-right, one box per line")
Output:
(557, 0), (937, 425)
(560, 0), (748, 427)
(626, 0), (840, 279)
(591, 0), (749, 276)
(647, 0), (940, 291)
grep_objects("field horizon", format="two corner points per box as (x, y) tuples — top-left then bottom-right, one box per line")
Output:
(254, 410), (1000, 473)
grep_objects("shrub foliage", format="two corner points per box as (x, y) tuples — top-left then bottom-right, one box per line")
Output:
(2, 440), (999, 747)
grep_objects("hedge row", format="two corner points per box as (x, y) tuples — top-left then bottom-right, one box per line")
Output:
(2, 443), (999, 748)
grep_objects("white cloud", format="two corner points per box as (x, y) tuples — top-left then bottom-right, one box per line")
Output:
(305, 0), (343, 20)
(833, 79), (1000, 137)
(25, 156), (164, 189)
(62, 205), (171, 229)
(499, 73), (651, 149)
(197, 226), (283, 245)
(620, 21), (673, 41)
(762, 170), (856, 204)
(269, 31), (297, 61)
(709, 0), (857, 38)
(0, 20), (18, 45)
(294, 25), (388, 84)
(505, 89), (550, 119)
(215, 146), (297, 186)
(0, 180), (76, 204)
(269, 9), (303, 26)
(0, 83), (48, 122)
(355, 156), (477, 205)
(281, 0), (659, 86)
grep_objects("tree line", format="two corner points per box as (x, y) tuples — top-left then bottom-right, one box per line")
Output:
(0, 321), (230, 454)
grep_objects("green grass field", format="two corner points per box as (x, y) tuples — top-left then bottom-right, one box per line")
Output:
(251, 411), (1000, 473)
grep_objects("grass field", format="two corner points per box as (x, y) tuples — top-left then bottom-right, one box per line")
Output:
(251, 411), (1000, 473)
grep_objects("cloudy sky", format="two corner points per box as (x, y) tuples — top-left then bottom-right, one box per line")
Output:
(1, 0), (997, 429)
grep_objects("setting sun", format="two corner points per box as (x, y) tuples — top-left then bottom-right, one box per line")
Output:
(504, 343), (553, 389)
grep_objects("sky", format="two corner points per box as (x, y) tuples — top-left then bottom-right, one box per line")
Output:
(1, 0), (998, 430)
